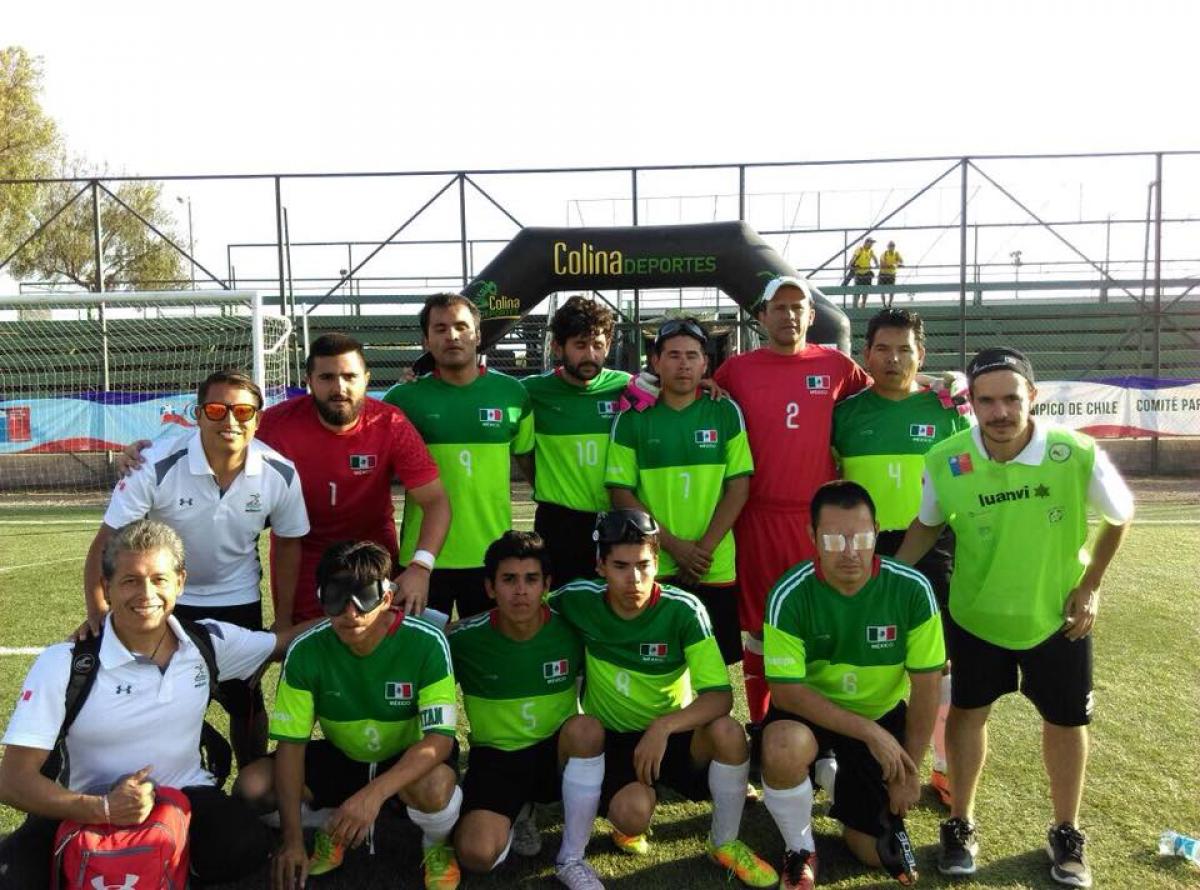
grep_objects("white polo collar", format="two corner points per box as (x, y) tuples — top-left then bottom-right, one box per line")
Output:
(970, 419), (1047, 466)
(185, 429), (262, 477)
(99, 614), (194, 669)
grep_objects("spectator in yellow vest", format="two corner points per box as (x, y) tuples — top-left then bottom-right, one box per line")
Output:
(844, 238), (878, 308)
(879, 241), (904, 307)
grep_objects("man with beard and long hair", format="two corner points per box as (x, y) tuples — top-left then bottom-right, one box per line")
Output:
(118, 333), (451, 626)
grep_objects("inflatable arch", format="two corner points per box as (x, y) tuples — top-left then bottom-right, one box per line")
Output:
(459, 222), (851, 357)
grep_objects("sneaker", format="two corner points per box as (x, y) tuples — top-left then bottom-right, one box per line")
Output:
(556, 858), (606, 890)
(512, 803), (542, 856)
(422, 841), (461, 890)
(1046, 822), (1092, 888)
(930, 769), (952, 807)
(938, 817), (979, 875)
(708, 838), (778, 887)
(876, 812), (919, 886)
(779, 848), (818, 890)
(611, 829), (650, 856)
(307, 829), (345, 876)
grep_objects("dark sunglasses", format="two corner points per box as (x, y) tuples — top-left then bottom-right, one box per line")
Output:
(199, 402), (259, 423)
(317, 577), (391, 617)
(654, 318), (708, 351)
(593, 510), (660, 545)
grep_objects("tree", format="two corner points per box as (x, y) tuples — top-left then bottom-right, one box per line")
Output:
(8, 171), (185, 291)
(0, 47), (61, 260)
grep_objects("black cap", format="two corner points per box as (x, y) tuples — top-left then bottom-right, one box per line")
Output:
(967, 347), (1035, 385)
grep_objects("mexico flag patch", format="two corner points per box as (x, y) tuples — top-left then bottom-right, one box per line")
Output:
(640, 642), (669, 659)
(543, 659), (570, 680)
(866, 625), (898, 645)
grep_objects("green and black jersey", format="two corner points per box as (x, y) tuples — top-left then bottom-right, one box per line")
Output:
(269, 612), (457, 761)
(764, 557), (945, 720)
(832, 389), (971, 532)
(605, 396), (752, 583)
(522, 367), (631, 513)
(383, 369), (534, 568)
(547, 579), (730, 732)
(448, 608), (583, 751)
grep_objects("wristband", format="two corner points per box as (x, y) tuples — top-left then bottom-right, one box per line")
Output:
(101, 792), (111, 824)
(409, 549), (436, 572)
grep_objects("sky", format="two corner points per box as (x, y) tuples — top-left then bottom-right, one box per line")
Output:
(4, 0), (1197, 296)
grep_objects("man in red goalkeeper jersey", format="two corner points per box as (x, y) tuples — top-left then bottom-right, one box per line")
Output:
(123, 334), (451, 626)
(712, 277), (869, 726)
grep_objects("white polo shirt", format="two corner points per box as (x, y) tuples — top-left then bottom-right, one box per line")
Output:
(103, 431), (310, 607)
(2, 615), (276, 792)
(918, 422), (1135, 525)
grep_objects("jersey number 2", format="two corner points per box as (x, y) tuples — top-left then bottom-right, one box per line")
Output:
(786, 402), (801, 429)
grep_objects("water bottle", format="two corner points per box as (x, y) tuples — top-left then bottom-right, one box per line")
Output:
(1158, 830), (1200, 864)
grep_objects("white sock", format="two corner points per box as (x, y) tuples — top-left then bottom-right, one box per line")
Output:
(557, 754), (604, 865)
(491, 829), (513, 871)
(408, 785), (462, 849)
(708, 759), (750, 848)
(933, 673), (952, 772)
(814, 756), (838, 804)
(763, 778), (815, 853)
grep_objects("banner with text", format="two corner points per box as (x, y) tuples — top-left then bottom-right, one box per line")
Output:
(1029, 377), (1200, 437)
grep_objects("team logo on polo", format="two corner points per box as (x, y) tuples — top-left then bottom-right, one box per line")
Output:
(640, 642), (668, 660)
(349, 454), (377, 474)
(806, 374), (831, 393)
(479, 407), (504, 426)
(909, 423), (936, 439)
(866, 625), (897, 647)
(543, 659), (570, 680)
(245, 493), (262, 513)
(597, 400), (618, 417)
(385, 681), (414, 702)
(948, 453), (974, 476)
(1049, 442), (1072, 462)
(694, 428), (719, 446)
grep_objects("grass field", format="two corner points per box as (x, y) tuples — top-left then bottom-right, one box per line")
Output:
(2, 482), (1199, 888)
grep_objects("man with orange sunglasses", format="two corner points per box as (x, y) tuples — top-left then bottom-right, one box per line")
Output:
(80, 369), (310, 765)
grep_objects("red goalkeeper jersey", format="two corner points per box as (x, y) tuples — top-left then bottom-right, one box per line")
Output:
(713, 345), (869, 511)
(257, 395), (439, 619)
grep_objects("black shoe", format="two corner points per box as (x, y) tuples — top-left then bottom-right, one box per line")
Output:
(938, 817), (978, 875)
(1046, 822), (1092, 887)
(779, 848), (817, 890)
(876, 811), (918, 885)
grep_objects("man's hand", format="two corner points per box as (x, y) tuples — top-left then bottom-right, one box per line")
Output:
(1062, 584), (1099, 641)
(115, 439), (152, 478)
(106, 766), (156, 825)
(272, 838), (310, 890)
(633, 722), (671, 786)
(864, 725), (916, 783)
(886, 770), (921, 816)
(698, 378), (729, 401)
(70, 611), (105, 642)
(665, 539), (712, 581)
(325, 785), (383, 849)
(394, 566), (430, 616)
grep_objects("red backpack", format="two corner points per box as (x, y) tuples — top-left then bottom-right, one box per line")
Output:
(51, 785), (192, 890)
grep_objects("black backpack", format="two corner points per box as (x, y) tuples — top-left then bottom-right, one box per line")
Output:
(40, 620), (234, 788)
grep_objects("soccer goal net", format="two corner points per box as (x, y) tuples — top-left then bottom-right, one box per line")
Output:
(0, 290), (293, 494)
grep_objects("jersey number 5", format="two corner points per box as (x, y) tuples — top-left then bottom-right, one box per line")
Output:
(521, 701), (537, 731)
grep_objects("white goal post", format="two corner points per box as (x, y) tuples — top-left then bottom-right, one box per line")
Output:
(0, 290), (294, 491)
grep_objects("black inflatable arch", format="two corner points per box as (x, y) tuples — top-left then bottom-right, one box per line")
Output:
(460, 222), (850, 357)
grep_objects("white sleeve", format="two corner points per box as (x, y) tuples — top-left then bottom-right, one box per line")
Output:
(917, 470), (946, 525)
(102, 458), (159, 529)
(200, 621), (277, 682)
(268, 470), (310, 539)
(0, 645), (72, 751)
(1087, 447), (1135, 525)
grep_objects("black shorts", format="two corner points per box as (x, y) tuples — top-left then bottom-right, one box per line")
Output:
(764, 701), (907, 838)
(600, 728), (710, 813)
(534, 501), (601, 586)
(854, 273), (874, 286)
(666, 579), (743, 665)
(878, 273), (896, 285)
(286, 737), (459, 810)
(875, 529), (954, 612)
(945, 617), (1093, 727)
(427, 567), (490, 620)
(461, 732), (562, 821)
(172, 601), (264, 719)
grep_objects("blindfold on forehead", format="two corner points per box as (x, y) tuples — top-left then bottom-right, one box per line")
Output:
(967, 348), (1035, 386)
